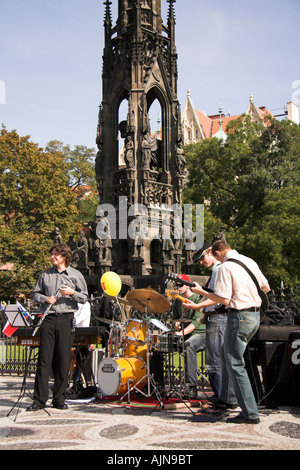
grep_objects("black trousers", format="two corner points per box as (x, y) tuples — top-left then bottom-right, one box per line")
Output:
(33, 313), (74, 405)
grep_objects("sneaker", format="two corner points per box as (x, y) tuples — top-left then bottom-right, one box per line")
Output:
(226, 413), (260, 424)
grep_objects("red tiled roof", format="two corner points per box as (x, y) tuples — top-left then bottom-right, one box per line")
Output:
(195, 109), (239, 139)
(257, 106), (273, 123)
(209, 115), (239, 138)
(195, 109), (212, 139)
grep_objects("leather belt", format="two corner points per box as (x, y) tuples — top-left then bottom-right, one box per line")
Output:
(227, 307), (260, 313)
(48, 312), (75, 317)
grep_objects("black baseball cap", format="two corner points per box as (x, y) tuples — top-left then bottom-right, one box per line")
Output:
(193, 243), (212, 263)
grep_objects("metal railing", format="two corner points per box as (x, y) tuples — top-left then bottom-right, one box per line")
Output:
(0, 284), (299, 376)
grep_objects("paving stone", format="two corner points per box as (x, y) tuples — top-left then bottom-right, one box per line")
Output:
(1, 376), (300, 451)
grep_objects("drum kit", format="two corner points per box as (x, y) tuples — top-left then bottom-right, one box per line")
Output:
(95, 288), (190, 404)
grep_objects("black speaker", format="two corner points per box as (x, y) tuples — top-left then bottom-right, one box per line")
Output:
(257, 340), (292, 407)
(283, 331), (300, 407)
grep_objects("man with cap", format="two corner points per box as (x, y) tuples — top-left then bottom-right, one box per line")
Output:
(189, 243), (227, 400)
(172, 274), (205, 398)
(186, 240), (270, 424)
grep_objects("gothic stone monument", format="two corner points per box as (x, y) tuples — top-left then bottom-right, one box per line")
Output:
(95, 0), (187, 287)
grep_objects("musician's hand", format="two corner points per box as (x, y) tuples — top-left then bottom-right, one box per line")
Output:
(174, 321), (181, 331)
(182, 300), (198, 310)
(45, 296), (58, 305)
(60, 285), (75, 296)
(191, 281), (205, 295)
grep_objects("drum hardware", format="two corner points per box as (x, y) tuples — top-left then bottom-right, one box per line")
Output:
(95, 316), (124, 357)
(103, 294), (131, 322)
(95, 316), (121, 326)
(116, 302), (164, 408)
(168, 318), (190, 401)
(103, 293), (130, 307)
(96, 292), (130, 355)
(96, 288), (195, 411)
(170, 318), (208, 403)
(178, 325), (187, 399)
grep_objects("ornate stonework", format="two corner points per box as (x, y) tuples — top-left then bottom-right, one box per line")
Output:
(94, 0), (186, 279)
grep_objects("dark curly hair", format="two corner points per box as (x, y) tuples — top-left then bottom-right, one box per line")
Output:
(49, 244), (73, 267)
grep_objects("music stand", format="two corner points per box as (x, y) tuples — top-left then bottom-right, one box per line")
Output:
(4, 304), (29, 328)
(4, 305), (51, 420)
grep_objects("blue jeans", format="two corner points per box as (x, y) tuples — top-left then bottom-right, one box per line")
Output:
(185, 333), (206, 386)
(205, 313), (227, 398)
(220, 311), (260, 419)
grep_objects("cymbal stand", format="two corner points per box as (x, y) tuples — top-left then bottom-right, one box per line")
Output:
(178, 327), (187, 398)
(118, 303), (164, 409)
(165, 326), (194, 414)
(108, 322), (123, 357)
(7, 346), (51, 421)
(107, 296), (124, 357)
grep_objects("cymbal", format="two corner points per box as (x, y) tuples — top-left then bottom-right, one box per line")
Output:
(126, 289), (170, 314)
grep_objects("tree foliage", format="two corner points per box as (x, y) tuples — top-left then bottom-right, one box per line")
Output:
(45, 140), (99, 224)
(183, 116), (300, 288)
(0, 127), (79, 298)
(45, 140), (97, 191)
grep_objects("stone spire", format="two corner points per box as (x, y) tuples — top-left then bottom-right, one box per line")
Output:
(95, 0), (185, 278)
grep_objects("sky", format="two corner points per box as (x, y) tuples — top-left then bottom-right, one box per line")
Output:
(1, 0), (299, 150)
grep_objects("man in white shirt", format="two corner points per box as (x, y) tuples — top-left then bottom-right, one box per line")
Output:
(189, 244), (227, 399)
(190, 241), (270, 424)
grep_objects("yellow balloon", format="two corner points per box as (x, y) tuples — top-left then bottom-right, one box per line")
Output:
(100, 271), (122, 297)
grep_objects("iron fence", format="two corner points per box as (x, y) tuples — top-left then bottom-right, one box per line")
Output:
(0, 284), (299, 377)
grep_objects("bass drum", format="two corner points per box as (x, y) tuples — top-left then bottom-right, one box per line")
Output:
(98, 356), (147, 396)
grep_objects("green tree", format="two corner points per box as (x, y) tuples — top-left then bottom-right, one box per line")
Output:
(232, 187), (300, 289)
(45, 140), (96, 190)
(183, 116), (300, 288)
(45, 140), (99, 223)
(0, 127), (79, 298)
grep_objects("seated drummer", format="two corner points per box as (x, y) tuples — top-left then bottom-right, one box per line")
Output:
(172, 274), (205, 398)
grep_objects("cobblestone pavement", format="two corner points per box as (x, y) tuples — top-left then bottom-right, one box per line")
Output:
(0, 376), (300, 453)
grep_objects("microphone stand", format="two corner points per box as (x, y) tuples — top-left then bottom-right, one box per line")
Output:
(7, 345), (51, 420)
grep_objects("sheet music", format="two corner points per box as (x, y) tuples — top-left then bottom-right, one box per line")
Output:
(150, 318), (170, 332)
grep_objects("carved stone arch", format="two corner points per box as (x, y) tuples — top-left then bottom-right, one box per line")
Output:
(113, 87), (131, 168)
(146, 84), (170, 174)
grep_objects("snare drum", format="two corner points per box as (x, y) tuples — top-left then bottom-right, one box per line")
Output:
(97, 356), (147, 396)
(154, 333), (181, 353)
